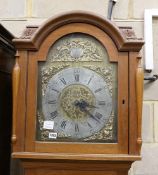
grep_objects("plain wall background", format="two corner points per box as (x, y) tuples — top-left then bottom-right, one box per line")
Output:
(1, 0), (158, 174)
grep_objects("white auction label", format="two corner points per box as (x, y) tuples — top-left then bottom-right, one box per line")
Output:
(43, 121), (54, 130)
(49, 132), (57, 139)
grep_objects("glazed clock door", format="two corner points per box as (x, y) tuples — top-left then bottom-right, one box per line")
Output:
(26, 23), (128, 154)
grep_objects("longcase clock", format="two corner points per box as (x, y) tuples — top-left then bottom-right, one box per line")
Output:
(12, 12), (144, 175)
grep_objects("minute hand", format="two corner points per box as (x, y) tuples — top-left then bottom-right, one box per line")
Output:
(82, 108), (100, 123)
(86, 104), (99, 109)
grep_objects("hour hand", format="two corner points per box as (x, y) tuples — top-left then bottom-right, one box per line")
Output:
(86, 104), (99, 109)
(74, 100), (100, 123)
(74, 100), (87, 110)
(80, 100), (99, 109)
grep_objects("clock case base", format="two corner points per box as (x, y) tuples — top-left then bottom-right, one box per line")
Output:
(13, 152), (141, 175)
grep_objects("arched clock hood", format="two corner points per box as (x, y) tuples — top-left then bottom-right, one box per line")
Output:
(13, 11), (144, 51)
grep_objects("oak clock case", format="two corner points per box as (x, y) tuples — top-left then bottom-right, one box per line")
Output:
(37, 33), (118, 143)
(12, 12), (144, 175)
(18, 22), (129, 155)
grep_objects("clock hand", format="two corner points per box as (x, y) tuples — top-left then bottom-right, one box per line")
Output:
(74, 100), (83, 108)
(81, 108), (100, 123)
(85, 104), (99, 109)
(74, 100), (99, 109)
(74, 100), (88, 110)
(74, 101), (100, 123)
(79, 100), (99, 109)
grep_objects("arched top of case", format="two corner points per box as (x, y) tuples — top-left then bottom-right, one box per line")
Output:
(13, 11), (144, 51)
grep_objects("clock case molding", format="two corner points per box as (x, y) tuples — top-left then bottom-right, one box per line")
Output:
(12, 11), (144, 175)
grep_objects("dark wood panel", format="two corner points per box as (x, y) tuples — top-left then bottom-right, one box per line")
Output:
(0, 24), (15, 175)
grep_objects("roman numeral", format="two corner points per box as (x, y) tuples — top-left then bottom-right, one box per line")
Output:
(87, 76), (93, 85)
(98, 101), (106, 105)
(95, 112), (103, 119)
(75, 123), (79, 132)
(89, 113), (100, 123)
(48, 100), (56, 104)
(61, 120), (67, 129)
(60, 78), (67, 85)
(74, 74), (79, 82)
(52, 88), (59, 93)
(94, 88), (102, 93)
(50, 110), (58, 119)
(87, 122), (92, 128)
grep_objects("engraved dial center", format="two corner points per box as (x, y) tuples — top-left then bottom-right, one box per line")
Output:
(60, 84), (95, 120)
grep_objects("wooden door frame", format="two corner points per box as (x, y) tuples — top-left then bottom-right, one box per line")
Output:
(25, 23), (129, 154)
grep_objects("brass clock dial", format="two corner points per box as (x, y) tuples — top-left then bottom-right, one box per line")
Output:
(42, 67), (112, 139)
(37, 33), (117, 143)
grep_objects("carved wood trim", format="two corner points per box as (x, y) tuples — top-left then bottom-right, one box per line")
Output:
(136, 56), (144, 153)
(20, 26), (39, 39)
(12, 152), (141, 161)
(13, 11), (144, 51)
(129, 52), (139, 155)
(12, 51), (20, 144)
